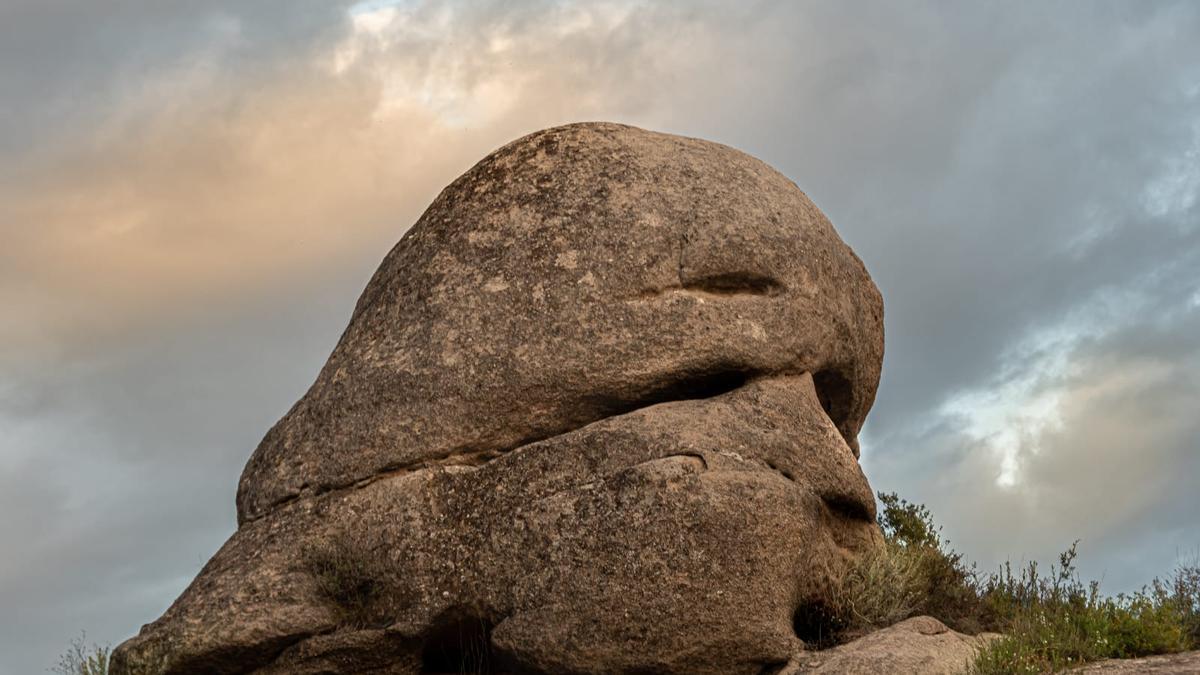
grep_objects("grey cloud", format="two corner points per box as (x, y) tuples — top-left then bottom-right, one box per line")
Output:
(2, 1), (1200, 672)
(870, 312), (1200, 592)
(0, 0), (354, 157)
(0, 273), (366, 673)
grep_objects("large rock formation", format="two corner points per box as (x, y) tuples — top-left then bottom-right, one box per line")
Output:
(112, 122), (886, 674)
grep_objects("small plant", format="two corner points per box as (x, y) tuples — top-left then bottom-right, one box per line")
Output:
(52, 633), (109, 675)
(303, 532), (388, 627)
(825, 492), (997, 641)
(829, 538), (928, 631)
(877, 491), (942, 549)
(1171, 558), (1200, 646)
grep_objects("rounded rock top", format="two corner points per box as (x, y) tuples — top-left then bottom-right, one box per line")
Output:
(236, 121), (884, 525)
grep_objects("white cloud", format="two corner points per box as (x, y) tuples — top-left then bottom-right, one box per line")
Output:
(1142, 120), (1200, 221)
(937, 283), (1151, 486)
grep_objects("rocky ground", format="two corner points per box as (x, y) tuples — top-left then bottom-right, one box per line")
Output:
(787, 616), (997, 674)
(1071, 650), (1200, 673)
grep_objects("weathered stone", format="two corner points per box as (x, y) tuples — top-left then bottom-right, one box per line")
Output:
(790, 616), (1000, 674)
(111, 122), (886, 674)
(1071, 650), (1200, 673)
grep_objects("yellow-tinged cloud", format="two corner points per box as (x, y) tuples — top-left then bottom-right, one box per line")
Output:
(1, 68), (421, 351)
(0, 1), (688, 363)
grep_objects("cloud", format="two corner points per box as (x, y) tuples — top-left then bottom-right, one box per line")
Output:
(890, 317), (1200, 590)
(0, 0), (726, 368)
(0, 3), (724, 668)
(865, 242), (1200, 588)
(2, 1), (1200, 671)
(2, 32), (465, 367)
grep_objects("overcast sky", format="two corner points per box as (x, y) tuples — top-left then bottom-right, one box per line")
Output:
(2, 1), (1198, 672)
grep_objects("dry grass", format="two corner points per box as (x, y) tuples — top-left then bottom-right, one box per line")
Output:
(829, 540), (937, 631)
(303, 532), (390, 628)
(53, 633), (109, 675)
(824, 492), (1000, 639)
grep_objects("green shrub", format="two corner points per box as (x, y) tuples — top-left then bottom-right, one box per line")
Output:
(824, 492), (1197, 672)
(53, 634), (109, 675)
(877, 491), (942, 549)
(972, 543), (1196, 672)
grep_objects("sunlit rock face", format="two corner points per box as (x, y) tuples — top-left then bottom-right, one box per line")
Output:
(111, 122), (886, 675)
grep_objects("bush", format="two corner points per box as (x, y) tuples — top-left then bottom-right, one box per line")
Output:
(1171, 558), (1200, 647)
(973, 542), (1194, 673)
(53, 634), (109, 675)
(877, 491), (942, 549)
(822, 492), (1198, 673)
(827, 492), (997, 640)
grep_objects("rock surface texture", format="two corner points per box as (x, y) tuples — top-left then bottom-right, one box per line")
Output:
(1071, 650), (1200, 673)
(111, 122), (887, 674)
(789, 616), (1000, 674)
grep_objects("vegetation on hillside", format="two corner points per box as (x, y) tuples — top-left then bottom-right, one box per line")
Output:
(973, 543), (1199, 673)
(823, 491), (1200, 673)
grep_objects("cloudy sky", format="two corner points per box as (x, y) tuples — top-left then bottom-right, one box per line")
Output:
(2, 0), (1198, 671)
